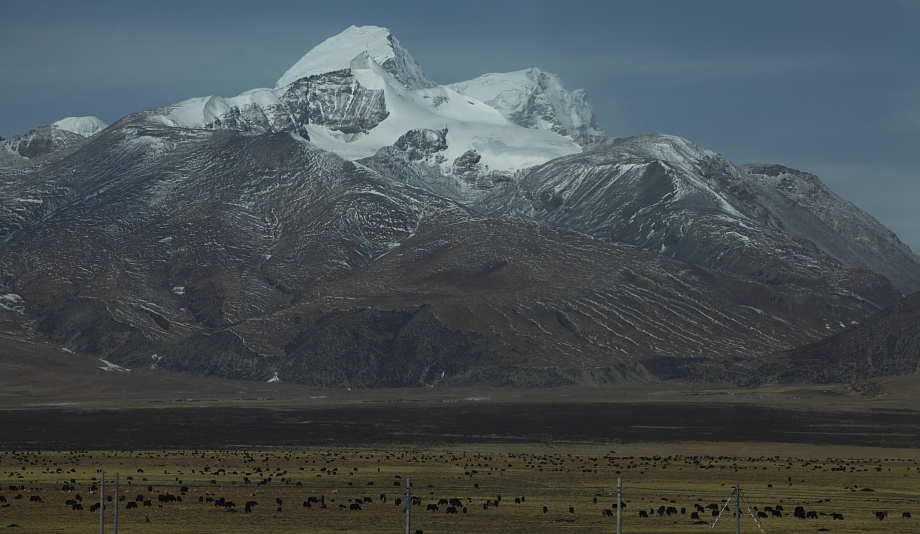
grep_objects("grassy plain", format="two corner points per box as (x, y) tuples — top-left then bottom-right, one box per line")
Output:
(1, 445), (919, 533)
(2, 352), (920, 533)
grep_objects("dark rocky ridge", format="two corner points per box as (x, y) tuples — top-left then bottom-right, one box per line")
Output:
(280, 306), (499, 388)
(741, 163), (920, 296)
(1, 124), (88, 160)
(758, 291), (920, 384)
(479, 135), (920, 297)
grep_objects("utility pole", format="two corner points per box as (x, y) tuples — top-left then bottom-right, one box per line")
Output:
(616, 477), (622, 534)
(735, 483), (740, 534)
(99, 471), (104, 534)
(405, 478), (411, 534)
(114, 472), (119, 534)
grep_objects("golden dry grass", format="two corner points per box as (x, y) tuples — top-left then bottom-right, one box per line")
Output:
(2, 445), (919, 533)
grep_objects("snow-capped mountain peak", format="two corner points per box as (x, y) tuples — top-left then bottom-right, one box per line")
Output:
(52, 116), (108, 137)
(1, 116), (109, 164)
(95, 25), (591, 200)
(299, 50), (580, 174)
(275, 25), (436, 90)
(141, 25), (583, 184)
(449, 68), (604, 138)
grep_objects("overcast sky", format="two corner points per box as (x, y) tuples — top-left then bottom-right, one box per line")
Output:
(2, 0), (918, 249)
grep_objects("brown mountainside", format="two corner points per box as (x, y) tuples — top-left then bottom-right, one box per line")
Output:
(758, 292), (920, 384)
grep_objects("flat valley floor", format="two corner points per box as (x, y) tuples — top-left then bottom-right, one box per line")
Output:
(1, 359), (919, 532)
(1, 443), (918, 533)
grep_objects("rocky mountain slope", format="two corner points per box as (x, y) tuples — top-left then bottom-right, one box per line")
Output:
(478, 134), (920, 296)
(756, 291), (920, 384)
(1, 118), (863, 387)
(2, 25), (919, 388)
(1, 116), (107, 165)
(741, 163), (920, 295)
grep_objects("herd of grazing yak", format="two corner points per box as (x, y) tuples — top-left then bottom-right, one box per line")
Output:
(1, 448), (918, 533)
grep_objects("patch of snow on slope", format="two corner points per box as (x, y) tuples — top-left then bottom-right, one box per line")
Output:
(632, 134), (719, 164)
(628, 134), (747, 219)
(0, 293), (24, 313)
(99, 359), (131, 372)
(53, 116), (108, 137)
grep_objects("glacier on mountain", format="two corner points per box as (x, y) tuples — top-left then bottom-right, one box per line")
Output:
(52, 116), (108, 138)
(156, 91), (291, 132)
(448, 68), (604, 138)
(136, 25), (591, 179)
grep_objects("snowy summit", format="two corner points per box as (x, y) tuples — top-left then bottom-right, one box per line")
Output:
(275, 25), (436, 90)
(142, 25), (601, 178)
(53, 116), (108, 138)
(449, 68), (605, 138)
